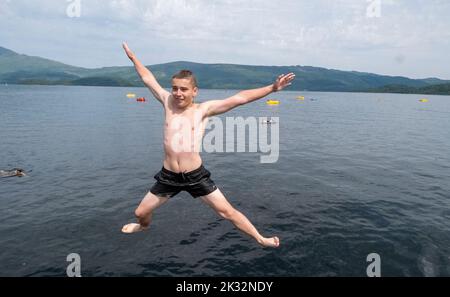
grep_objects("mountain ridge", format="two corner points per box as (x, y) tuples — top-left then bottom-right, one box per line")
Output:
(1, 46), (449, 94)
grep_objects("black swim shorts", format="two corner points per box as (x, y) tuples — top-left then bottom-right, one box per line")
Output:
(150, 165), (217, 198)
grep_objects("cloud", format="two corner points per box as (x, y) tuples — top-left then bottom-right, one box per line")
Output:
(1, 0), (450, 78)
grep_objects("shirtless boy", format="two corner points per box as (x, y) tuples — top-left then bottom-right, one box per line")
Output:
(121, 43), (295, 248)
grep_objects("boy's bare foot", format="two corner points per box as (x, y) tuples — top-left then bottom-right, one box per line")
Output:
(258, 236), (280, 248)
(121, 223), (147, 233)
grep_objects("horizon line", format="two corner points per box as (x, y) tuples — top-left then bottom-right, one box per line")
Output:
(1, 45), (449, 81)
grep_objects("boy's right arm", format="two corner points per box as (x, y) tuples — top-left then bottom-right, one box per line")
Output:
(122, 42), (170, 104)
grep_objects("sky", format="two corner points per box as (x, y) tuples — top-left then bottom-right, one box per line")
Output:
(1, 0), (450, 79)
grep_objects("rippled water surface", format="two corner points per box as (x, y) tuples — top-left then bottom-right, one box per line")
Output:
(1, 85), (449, 276)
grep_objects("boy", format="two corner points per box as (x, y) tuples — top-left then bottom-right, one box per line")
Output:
(121, 43), (295, 248)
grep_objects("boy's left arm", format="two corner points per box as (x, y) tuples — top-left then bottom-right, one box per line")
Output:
(202, 73), (295, 117)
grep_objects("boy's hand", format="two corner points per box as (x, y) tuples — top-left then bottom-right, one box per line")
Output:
(272, 73), (296, 92)
(122, 42), (135, 60)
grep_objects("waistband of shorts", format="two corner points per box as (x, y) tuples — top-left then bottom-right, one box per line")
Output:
(161, 164), (205, 177)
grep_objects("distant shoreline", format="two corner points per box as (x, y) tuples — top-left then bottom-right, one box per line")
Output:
(3, 83), (450, 97)
(2, 45), (450, 96)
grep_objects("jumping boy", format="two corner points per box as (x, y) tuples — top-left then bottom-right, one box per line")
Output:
(121, 43), (295, 248)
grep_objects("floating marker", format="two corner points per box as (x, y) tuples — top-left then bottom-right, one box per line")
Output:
(266, 100), (280, 105)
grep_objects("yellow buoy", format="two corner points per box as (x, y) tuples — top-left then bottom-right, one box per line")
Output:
(266, 100), (280, 105)
(297, 96), (305, 100)
(419, 99), (429, 103)
(126, 93), (136, 98)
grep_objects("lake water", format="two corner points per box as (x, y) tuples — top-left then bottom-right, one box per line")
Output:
(1, 85), (449, 276)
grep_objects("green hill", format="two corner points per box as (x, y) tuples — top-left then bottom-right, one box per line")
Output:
(367, 83), (450, 95)
(0, 47), (88, 74)
(1, 46), (449, 94)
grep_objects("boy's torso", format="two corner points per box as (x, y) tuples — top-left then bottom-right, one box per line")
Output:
(162, 97), (209, 173)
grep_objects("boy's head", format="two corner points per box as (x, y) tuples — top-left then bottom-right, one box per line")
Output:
(171, 70), (198, 108)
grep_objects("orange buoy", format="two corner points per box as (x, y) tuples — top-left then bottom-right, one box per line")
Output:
(136, 97), (146, 102)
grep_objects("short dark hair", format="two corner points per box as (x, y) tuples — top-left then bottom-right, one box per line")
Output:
(172, 70), (198, 88)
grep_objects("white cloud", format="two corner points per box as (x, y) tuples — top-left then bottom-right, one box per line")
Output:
(1, 0), (450, 78)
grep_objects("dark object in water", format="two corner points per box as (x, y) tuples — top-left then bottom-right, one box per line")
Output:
(0, 168), (26, 178)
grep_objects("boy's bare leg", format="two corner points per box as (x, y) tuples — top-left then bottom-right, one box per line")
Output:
(201, 189), (280, 248)
(122, 192), (169, 233)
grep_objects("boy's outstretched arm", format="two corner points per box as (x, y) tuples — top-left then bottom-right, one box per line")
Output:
(122, 42), (170, 104)
(203, 73), (295, 117)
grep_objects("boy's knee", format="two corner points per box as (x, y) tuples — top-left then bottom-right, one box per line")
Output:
(218, 208), (236, 220)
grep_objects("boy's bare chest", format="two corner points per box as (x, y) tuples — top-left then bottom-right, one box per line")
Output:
(164, 107), (205, 134)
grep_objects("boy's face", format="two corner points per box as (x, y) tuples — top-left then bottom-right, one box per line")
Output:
(171, 78), (198, 109)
